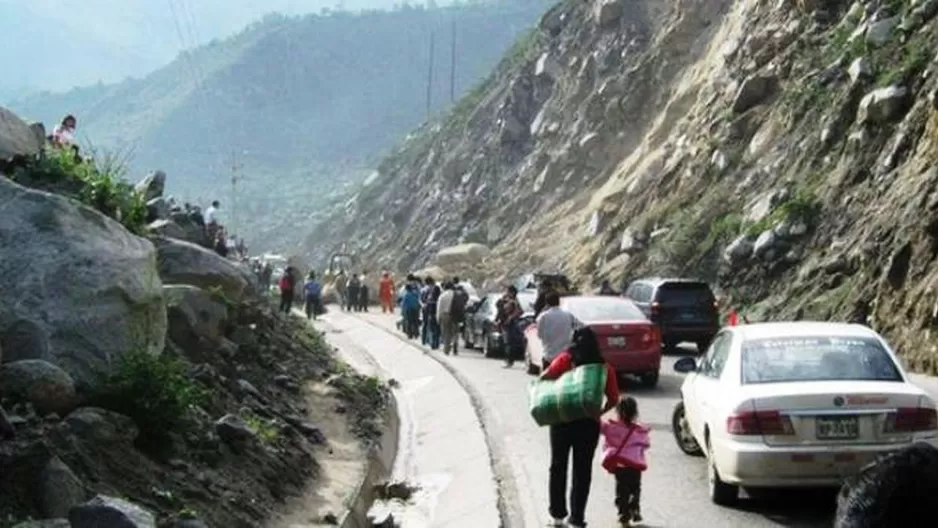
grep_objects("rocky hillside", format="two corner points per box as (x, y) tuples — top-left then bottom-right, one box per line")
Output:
(10, 1), (555, 254)
(307, 0), (938, 372)
(0, 110), (391, 527)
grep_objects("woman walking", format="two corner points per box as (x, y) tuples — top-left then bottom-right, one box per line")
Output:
(540, 326), (620, 527)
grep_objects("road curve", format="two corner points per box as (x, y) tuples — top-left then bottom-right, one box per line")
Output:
(344, 310), (836, 528)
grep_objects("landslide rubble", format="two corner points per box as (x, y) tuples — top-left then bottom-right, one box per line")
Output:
(308, 0), (938, 373)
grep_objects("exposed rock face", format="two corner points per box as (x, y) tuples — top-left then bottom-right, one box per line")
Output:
(305, 0), (938, 374)
(152, 236), (257, 302)
(164, 285), (229, 348)
(38, 457), (87, 518)
(0, 177), (166, 390)
(0, 107), (43, 160)
(434, 243), (492, 267)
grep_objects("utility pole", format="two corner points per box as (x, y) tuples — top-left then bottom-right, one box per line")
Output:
(426, 31), (435, 118)
(229, 150), (243, 236)
(450, 20), (457, 103)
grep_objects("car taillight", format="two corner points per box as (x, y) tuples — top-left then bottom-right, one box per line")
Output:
(640, 326), (661, 345)
(883, 407), (938, 433)
(726, 410), (794, 436)
(650, 301), (660, 315)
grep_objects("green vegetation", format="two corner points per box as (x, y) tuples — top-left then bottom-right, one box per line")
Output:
(243, 414), (280, 444)
(702, 213), (743, 250)
(328, 372), (390, 443)
(95, 349), (206, 446)
(876, 30), (932, 87)
(9, 148), (147, 234)
(745, 190), (821, 236)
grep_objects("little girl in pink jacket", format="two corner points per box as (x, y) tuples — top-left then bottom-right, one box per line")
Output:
(601, 396), (650, 526)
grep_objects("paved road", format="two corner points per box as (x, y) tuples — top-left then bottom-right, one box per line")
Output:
(340, 309), (838, 528)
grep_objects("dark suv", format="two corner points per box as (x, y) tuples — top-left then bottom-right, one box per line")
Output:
(623, 278), (719, 352)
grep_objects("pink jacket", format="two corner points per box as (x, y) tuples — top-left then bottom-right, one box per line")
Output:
(600, 420), (650, 472)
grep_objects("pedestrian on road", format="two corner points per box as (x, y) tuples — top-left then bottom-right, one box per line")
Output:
(534, 279), (557, 319)
(540, 326), (620, 528)
(401, 284), (422, 339)
(335, 270), (348, 310)
(346, 274), (361, 312)
(601, 396), (650, 526)
(379, 271), (396, 313)
(279, 268), (297, 314)
(451, 279), (470, 342)
(358, 272), (370, 312)
(536, 291), (580, 371)
(304, 271), (323, 320)
(437, 282), (459, 355)
(421, 277), (441, 349)
(497, 285), (525, 368)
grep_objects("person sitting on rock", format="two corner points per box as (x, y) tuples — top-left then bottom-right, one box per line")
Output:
(204, 200), (221, 239)
(213, 230), (229, 258)
(51, 114), (77, 148)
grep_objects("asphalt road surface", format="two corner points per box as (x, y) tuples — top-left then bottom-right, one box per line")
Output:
(345, 310), (836, 528)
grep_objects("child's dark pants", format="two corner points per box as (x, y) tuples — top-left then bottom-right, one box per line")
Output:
(615, 467), (642, 521)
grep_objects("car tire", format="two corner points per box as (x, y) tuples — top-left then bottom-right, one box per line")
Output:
(671, 402), (703, 457)
(706, 437), (739, 506)
(640, 370), (659, 388)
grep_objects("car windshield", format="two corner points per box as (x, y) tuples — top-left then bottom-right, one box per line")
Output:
(564, 297), (646, 322)
(741, 336), (902, 384)
(657, 282), (714, 305)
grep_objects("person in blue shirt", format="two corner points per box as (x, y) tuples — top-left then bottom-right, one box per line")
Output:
(401, 283), (422, 339)
(304, 271), (323, 320)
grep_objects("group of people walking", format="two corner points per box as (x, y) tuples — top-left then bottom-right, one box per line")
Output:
(397, 275), (470, 355)
(332, 271), (370, 312)
(277, 267), (323, 320)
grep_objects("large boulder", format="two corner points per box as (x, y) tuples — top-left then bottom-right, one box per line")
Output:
(145, 197), (170, 222)
(594, 0), (623, 27)
(134, 170), (166, 201)
(1, 319), (51, 363)
(0, 360), (77, 415)
(858, 85), (910, 124)
(38, 457), (87, 518)
(167, 212), (209, 247)
(731, 73), (779, 114)
(59, 407), (138, 445)
(153, 236), (258, 301)
(163, 285), (229, 347)
(0, 178), (166, 390)
(69, 495), (156, 528)
(434, 243), (492, 268)
(0, 107), (43, 161)
(147, 219), (188, 240)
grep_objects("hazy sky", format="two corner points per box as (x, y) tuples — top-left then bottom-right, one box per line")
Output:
(0, 0), (436, 97)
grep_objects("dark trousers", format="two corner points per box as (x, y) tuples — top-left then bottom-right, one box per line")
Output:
(305, 295), (321, 320)
(346, 289), (359, 311)
(279, 290), (294, 313)
(615, 468), (642, 521)
(404, 308), (421, 338)
(549, 418), (600, 526)
(421, 308), (440, 349)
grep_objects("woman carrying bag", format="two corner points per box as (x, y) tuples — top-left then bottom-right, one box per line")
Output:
(536, 326), (619, 527)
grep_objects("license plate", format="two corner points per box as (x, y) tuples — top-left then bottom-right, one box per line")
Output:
(607, 336), (626, 347)
(816, 416), (859, 440)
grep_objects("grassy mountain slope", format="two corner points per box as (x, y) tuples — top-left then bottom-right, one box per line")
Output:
(306, 0), (938, 373)
(0, 0), (405, 99)
(11, 1), (553, 252)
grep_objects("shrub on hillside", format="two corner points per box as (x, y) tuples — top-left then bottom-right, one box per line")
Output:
(95, 349), (205, 446)
(7, 148), (148, 235)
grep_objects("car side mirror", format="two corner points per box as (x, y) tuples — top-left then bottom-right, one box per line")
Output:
(674, 357), (698, 374)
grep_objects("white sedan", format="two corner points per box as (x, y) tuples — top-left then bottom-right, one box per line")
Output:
(671, 321), (938, 505)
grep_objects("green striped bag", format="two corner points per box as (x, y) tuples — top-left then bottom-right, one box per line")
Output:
(529, 363), (608, 427)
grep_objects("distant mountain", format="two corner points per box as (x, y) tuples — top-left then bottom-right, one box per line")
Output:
(0, 0), (407, 98)
(10, 1), (553, 253)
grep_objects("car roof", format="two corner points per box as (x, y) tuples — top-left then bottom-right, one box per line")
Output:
(629, 277), (710, 287)
(731, 322), (882, 341)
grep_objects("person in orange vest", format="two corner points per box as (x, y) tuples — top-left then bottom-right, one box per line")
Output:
(379, 271), (396, 314)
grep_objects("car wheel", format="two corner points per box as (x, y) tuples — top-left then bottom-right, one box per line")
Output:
(640, 370), (659, 388)
(706, 437), (739, 506)
(671, 402), (703, 457)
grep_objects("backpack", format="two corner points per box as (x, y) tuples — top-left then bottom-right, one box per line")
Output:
(451, 287), (469, 322)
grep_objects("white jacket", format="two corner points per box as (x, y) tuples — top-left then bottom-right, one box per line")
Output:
(437, 290), (455, 321)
